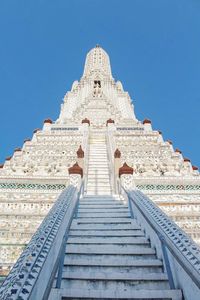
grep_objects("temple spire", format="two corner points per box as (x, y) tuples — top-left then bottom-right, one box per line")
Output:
(82, 45), (113, 79)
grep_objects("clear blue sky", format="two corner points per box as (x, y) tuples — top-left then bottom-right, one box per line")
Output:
(0, 0), (200, 167)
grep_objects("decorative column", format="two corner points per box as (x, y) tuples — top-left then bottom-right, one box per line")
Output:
(43, 118), (53, 131)
(166, 140), (174, 151)
(183, 158), (193, 174)
(32, 128), (40, 142)
(158, 131), (164, 143)
(192, 165), (199, 176)
(114, 149), (121, 177)
(119, 162), (135, 191)
(175, 148), (182, 155)
(106, 118), (115, 127)
(143, 119), (152, 132)
(13, 148), (22, 159)
(77, 145), (84, 169)
(68, 162), (83, 188)
(81, 118), (90, 126)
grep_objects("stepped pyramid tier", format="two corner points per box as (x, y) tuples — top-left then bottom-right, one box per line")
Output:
(0, 45), (200, 290)
(57, 45), (137, 127)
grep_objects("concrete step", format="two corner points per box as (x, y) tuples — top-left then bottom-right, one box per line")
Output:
(77, 212), (131, 218)
(87, 172), (109, 176)
(89, 159), (109, 161)
(61, 270), (168, 281)
(88, 163), (108, 165)
(88, 154), (107, 156)
(88, 158), (107, 161)
(80, 197), (123, 202)
(86, 188), (112, 191)
(63, 265), (163, 274)
(86, 182), (110, 185)
(89, 150), (107, 152)
(86, 185), (111, 188)
(87, 169), (109, 173)
(78, 204), (127, 208)
(79, 199), (122, 203)
(70, 223), (141, 230)
(87, 172), (109, 174)
(87, 178), (110, 181)
(89, 142), (106, 144)
(87, 172), (110, 175)
(75, 217), (132, 224)
(90, 145), (107, 146)
(88, 165), (109, 168)
(88, 154), (108, 156)
(78, 208), (129, 212)
(67, 236), (148, 244)
(87, 185), (110, 188)
(88, 156), (107, 159)
(83, 196), (120, 199)
(87, 176), (110, 180)
(89, 156), (107, 158)
(88, 159), (107, 161)
(86, 188), (112, 192)
(88, 162), (109, 165)
(49, 287), (182, 299)
(66, 244), (154, 255)
(59, 278), (170, 292)
(64, 256), (162, 267)
(87, 186), (111, 191)
(86, 183), (111, 186)
(86, 192), (112, 196)
(64, 254), (159, 267)
(79, 201), (121, 205)
(69, 230), (144, 236)
(88, 172), (110, 175)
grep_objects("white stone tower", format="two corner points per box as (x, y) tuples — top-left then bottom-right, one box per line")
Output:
(0, 45), (200, 280)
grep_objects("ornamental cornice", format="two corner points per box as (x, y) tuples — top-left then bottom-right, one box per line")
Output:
(0, 182), (66, 191)
(131, 190), (200, 275)
(134, 177), (200, 184)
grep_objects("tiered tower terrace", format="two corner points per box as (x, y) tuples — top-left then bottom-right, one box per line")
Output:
(0, 46), (200, 300)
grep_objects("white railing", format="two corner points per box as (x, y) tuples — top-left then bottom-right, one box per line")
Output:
(0, 182), (84, 300)
(122, 188), (200, 300)
(82, 127), (90, 194)
(105, 130), (115, 194)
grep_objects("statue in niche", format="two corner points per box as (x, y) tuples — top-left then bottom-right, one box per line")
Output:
(93, 80), (102, 97)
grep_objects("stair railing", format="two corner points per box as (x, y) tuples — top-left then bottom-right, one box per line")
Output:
(55, 180), (84, 290)
(122, 187), (200, 300)
(105, 130), (115, 194)
(82, 128), (90, 194)
(0, 181), (84, 300)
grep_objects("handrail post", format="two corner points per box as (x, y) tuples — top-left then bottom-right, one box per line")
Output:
(55, 180), (84, 289)
(105, 130), (115, 194)
(158, 233), (175, 290)
(122, 186), (176, 290)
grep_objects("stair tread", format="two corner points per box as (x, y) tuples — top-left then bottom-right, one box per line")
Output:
(66, 245), (155, 255)
(49, 288), (182, 299)
(64, 258), (163, 267)
(75, 218), (132, 224)
(67, 236), (148, 244)
(61, 271), (168, 281)
(77, 214), (131, 218)
(69, 230), (144, 236)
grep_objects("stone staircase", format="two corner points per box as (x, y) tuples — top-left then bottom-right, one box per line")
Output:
(49, 195), (182, 299)
(86, 134), (112, 195)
